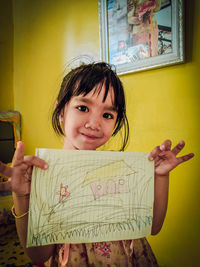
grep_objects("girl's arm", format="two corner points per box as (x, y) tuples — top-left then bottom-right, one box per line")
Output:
(149, 140), (194, 235)
(0, 142), (55, 262)
(151, 173), (169, 235)
(13, 193), (55, 262)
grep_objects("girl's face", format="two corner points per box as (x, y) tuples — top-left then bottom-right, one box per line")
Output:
(60, 85), (117, 150)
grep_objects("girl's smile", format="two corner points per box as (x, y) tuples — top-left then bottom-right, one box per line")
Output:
(61, 85), (117, 150)
(80, 133), (101, 140)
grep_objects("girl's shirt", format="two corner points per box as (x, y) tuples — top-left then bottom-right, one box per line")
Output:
(45, 238), (158, 267)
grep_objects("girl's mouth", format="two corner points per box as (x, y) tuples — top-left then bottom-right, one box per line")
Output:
(81, 133), (100, 140)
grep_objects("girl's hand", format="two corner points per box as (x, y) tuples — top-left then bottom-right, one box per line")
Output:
(0, 141), (48, 196)
(149, 140), (194, 176)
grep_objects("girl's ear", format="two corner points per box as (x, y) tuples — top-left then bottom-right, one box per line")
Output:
(59, 106), (65, 126)
(59, 110), (64, 124)
(55, 101), (62, 121)
(59, 111), (65, 135)
(55, 101), (64, 124)
(54, 101), (58, 109)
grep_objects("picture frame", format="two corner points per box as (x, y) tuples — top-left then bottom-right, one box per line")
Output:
(98, 0), (184, 75)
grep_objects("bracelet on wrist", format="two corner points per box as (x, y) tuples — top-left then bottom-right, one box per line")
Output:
(11, 205), (29, 219)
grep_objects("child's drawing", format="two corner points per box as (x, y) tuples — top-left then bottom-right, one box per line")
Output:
(56, 183), (70, 203)
(83, 160), (133, 200)
(27, 149), (154, 247)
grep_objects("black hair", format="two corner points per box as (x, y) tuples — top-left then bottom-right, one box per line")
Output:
(52, 62), (129, 151)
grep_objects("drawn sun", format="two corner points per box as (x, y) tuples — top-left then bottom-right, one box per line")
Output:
(56, 183), (70, 203)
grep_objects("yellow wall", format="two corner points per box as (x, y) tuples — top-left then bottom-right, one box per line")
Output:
(0, 0), (14, 110)
(13, 0), (100, 151)
(2, 0), (200, 266)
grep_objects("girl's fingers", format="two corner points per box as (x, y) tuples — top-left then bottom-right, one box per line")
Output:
(12, 141), (48, 170)
(176, 153), (194, 165)
(0, 161), (13, 177)
(0, 181), (11, 191)
(148, 146), (161, 161)
(149, 140), (172, 161)
(24, 156), (48, 170)
(171, 140), (185, 155)
(12, 141), (25, 167)
(160, 139), (172, 151)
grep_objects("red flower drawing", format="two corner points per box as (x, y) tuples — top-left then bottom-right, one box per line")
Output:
(56, 183), (70, 203)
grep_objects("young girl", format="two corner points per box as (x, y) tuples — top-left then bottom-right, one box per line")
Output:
(0, 62), (194, 266)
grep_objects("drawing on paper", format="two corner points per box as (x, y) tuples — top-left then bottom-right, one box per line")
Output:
(56, 184), (70, 203)
(27, 149), (154, 247)
(83, 160), (133, 200)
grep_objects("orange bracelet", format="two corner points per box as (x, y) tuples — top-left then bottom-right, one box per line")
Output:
(11, 205), (29, 219)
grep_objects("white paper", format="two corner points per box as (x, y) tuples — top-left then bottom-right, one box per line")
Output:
(27, 149), (154, 247)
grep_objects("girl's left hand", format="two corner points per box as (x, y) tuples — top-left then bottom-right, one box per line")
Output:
(149, 140), (194, 176)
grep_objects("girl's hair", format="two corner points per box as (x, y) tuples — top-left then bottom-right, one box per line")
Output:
(52, 62), (129, 151)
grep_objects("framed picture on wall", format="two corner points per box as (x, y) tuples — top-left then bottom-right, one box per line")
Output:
(98, 0), (184, 75)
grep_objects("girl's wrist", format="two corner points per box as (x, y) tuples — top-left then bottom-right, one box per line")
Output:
(13, 192), (30, 199)
(11, 205), (29, 219)
(155, 173), (169, 179)
(12, 192), (30, 217)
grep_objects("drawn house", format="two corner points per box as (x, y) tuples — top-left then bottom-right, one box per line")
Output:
(82, 160), (136, 200)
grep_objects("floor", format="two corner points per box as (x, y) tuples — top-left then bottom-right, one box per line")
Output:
(0, 223), (32, 266)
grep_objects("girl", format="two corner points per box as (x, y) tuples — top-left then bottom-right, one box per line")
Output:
(0, 62), (194, 266)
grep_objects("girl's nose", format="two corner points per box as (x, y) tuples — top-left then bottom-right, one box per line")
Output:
(84, 116), (100, 131)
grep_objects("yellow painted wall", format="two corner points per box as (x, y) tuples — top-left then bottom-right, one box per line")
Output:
(0, 0), (13, 110)
(3, 0), (200, 266)
(13, 0), (100, 151)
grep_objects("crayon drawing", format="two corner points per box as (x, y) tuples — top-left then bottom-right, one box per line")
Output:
(27, 149), (154, 247)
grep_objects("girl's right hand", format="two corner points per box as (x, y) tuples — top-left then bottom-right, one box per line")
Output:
(0, 141), (48, 196)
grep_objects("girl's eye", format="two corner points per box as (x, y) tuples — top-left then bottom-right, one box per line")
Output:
(77, 106), (89, 112)
(103, 113), (114, 119)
